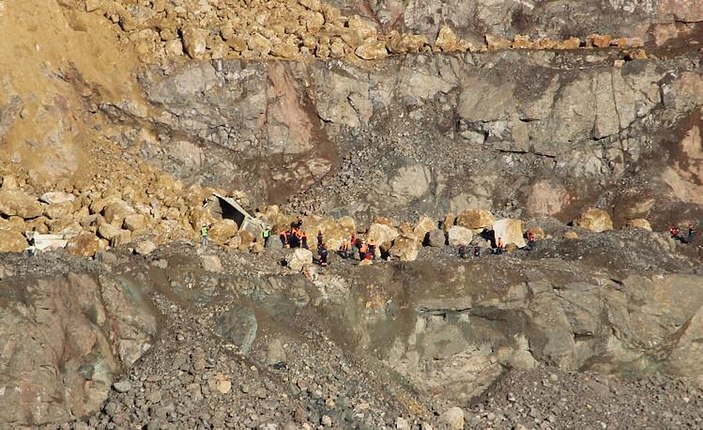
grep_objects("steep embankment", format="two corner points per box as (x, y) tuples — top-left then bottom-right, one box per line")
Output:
(1, 226), (701, 428)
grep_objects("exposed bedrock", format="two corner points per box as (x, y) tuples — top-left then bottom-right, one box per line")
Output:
(110, 51), (703, 226)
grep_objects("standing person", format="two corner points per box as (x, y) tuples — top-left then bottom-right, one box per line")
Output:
(319, 244), (329, 267)
(527, 230), (536, 250)
(688, 223), (696, 243)
(200, 224), (209, 247)
(495, 237), (504, 255)
(262, 226), (271, 247)
(317, 230), (324, 248)
(301, 231), (309, 249)
(458, 244), (467, 259)
(279, 229), (289, 247)
(368, 240), (377, 261)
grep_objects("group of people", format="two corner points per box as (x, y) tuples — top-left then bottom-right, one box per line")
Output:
(669, 223), (696, 244)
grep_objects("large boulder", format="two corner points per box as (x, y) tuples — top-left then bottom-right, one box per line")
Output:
(0, 189), (42, 219)
(286, 248), (313, 271)
(43, 202), (74, 220)
(426, 229), (446, 247)
(447, 225), (473, 247)
(492, 219), (526, 248)
(209, 219), (238, 245)
(390, 234), (421, 261)
(0, 230), (27, 253)
(574, 208), (613, 233)
(456, 209), (495, 230)
(102, 199), (136, 225)
(366, 222), (399, 247)
(123, 214), (148, 232)
(66, 234), (102, 257)
(413, 215), (436, 239)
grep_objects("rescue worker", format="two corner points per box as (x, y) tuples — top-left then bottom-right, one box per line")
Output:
(317, 231), (324, 248)
(301, 231), (309, 249)
(359, 241), (368, 261)
(319, 244), (329, 267)
(472, 245), (481, 258)
(688, 223), (696, 243)
(527, 230), (536, 250)
(262, 227), (271, 247)
(670, 225), (681, 241)
(200, 224), (209, 247)
(495, 237), (504, 255)
(368, 241), (377, 261)
(458, 244), (467, 259)
(289, 228), (300, 248)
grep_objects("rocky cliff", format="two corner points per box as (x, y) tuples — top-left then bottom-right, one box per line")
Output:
(2, 0), (703, 428)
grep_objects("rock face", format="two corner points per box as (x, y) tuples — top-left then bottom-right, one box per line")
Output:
(0, 230), (27, 253)
(91, 46), (703, 229)
(341, 259), (703, 403)
(0, 266), (157, 426)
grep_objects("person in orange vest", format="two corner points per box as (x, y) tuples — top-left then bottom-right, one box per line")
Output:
(279, 229), (289, 248)
(359, 241), (368, 260)
(301, 231), (309, 249)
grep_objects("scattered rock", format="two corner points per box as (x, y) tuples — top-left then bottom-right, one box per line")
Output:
(563, 230), (579, 240)
(112, 379), (132, 393)
(439, 407), (465, 430)
(182, 26), (208, 59)
(134, 240), (157, 255)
